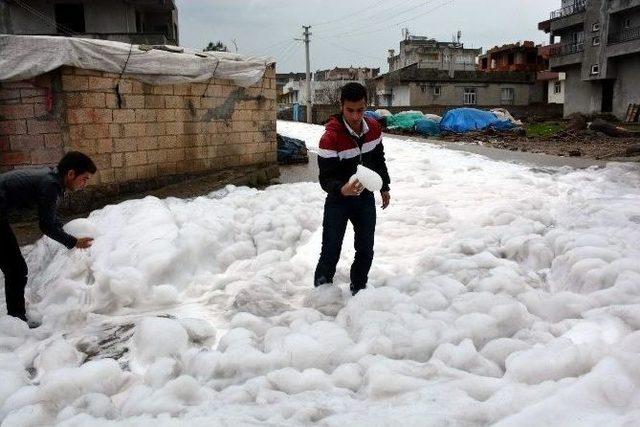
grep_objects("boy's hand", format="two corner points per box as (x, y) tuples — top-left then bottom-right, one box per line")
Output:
(381, 191), (390, 209)
(341, 179), (363, 197)
(75, 237), (94, 249)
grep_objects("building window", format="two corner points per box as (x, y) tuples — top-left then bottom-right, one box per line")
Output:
(54, 3), (86, 34)
(433, 86), (441, 96)
(592, 22), (600, 32)
(464, 88), (477, 105)
(554, 81), (562, 94)
(593, 36), (600, 46)
(420, 84), (427, 93)
(501, 88), (515, 105)
(591, 64), (600, 75)
(624, 18), (632, 28)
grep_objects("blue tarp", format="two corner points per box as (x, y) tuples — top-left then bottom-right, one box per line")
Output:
(414, 119), (440, 136)
(277, 134), (308, 164)
(440, 108), (514, 133)
(364, 110), (382, 120)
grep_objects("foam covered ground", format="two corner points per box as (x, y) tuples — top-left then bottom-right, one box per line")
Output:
(1, 121), (640, 426)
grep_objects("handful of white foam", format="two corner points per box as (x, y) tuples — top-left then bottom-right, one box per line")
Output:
(349, 165), (383, 192)
(63, 218), (98, 238)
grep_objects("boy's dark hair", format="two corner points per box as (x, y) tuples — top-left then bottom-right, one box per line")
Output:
(58, 151), (97, 176)
(340, 82), (367, 103)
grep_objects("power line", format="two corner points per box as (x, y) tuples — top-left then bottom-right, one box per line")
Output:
(318, 0), (454, 40)
(317, 38), (386, 63)
(310, 0), (387, 27)
(315, 0), (434, 39)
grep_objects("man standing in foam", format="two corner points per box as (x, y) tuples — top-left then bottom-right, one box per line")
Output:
(314, 82), (391, 295)
(0, 151), (96, 323)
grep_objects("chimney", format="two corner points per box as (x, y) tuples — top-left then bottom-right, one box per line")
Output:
(388, 49), (395, 58)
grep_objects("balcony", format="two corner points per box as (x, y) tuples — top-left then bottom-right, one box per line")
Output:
(608, 26), (640, 44)
(548, 42), (584, 69)
(550, 0), (587, 20)
(548, 42), (585, 56)
(607, 26), (640, 57)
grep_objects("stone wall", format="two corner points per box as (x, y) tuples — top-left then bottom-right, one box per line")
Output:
(1, 65), (278, 210)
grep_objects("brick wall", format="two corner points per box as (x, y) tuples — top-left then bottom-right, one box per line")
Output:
(0, 74), (65, 170)
(1, 65), (278, 209)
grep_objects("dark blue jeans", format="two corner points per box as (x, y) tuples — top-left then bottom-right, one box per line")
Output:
(0, 219), (28, 320)
(314, 191), (376, 294)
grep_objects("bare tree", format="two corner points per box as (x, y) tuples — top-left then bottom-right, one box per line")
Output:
(204, 41), (228, 52)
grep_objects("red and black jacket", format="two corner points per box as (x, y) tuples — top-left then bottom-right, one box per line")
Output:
(317, 115), (390, 197)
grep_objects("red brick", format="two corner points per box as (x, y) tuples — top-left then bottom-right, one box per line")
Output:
(0, 151), (30, 166)
(10, 134), (43, 151)
(0, 104), (34, 120)
(27, 119), (61, 135)
(0, 120), (27, 136)
(0, 136), (9, 151)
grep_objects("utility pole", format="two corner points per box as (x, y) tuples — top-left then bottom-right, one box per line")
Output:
(303, 25), (312, 123)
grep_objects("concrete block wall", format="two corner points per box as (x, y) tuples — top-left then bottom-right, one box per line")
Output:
(1, 65), (277, 199)
(0, 74), (65, 170)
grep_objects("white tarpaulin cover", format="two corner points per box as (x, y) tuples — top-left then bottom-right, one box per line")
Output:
(0, 35), (274, 87)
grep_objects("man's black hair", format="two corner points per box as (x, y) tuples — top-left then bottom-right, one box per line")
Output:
(58, 151), (97, 176)
(340, 82), (368, 103)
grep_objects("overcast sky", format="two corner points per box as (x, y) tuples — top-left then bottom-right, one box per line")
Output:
(175, 0), (559, 73)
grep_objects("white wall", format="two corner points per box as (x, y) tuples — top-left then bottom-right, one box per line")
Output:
(392, 86), (411, 106)
(548, 80), (565, 104)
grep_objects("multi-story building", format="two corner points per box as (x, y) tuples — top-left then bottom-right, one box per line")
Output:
(314, 67), (380, 81)
(539, 0), (640, 119)
(387, 34), (481, 73)
(372, 64), (545, 107)
(0, 0), (179, 45)
(478, 41), (549, 72)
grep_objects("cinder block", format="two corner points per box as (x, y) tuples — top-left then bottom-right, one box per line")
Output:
(123, 123), (146, 138)
(10, 134), (43, 151)
(88, 77), (116, 90)
(0, 104), (34, 120)
(0, 120), (27, 136)
(113, 138), (136, 152)
(1, 151), (30, 166)
(31, 149), (62, 165)
(125, 151), (147, 166)
(137, 136), (158, 151)
(135, 109), (157, 122)
(113, 109), (136, 123)
(61, 75), (89, 91)
(82, 124), (110, 139)
(43, 133), (63, 148)
(111, 152), (124, 167)
(123, 95), (145, 108)
(97, 138), (113, 153)
(144, 95), (165, 109)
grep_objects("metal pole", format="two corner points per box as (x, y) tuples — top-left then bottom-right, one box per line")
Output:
(303, 25), (312, 123)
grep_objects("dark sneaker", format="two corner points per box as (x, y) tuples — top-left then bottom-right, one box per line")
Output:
(349, 284), (366, 296)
